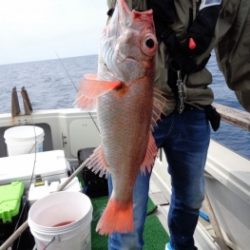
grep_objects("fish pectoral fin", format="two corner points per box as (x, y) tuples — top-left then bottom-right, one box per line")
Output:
(140, 132), (158, 173)
(84, 145), (108, 178)
(96, 197), (134, 235)
(83, 74), (122, 96)
(74, 95), (97, 111)
(75, 74), (121, 109)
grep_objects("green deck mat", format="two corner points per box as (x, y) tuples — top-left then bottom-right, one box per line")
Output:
(91, 196), (169, 250)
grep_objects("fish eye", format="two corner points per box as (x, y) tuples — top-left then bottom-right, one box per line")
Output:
(145, 38), (155, 49)
(141, 34), (157, 56)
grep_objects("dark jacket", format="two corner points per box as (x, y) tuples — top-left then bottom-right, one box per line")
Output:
(107, 0), (250, 113)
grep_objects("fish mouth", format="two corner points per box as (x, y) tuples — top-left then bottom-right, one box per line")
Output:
(118, 51), (137, 63)
(119, 55), (138, 64)
(125, 56), (136, 61)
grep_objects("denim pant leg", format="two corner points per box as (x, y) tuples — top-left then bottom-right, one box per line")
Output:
(108, 172), (151, 250)
(154, 109), (210, 250)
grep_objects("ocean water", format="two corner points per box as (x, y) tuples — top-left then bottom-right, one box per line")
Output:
(0, 54), (249, 159)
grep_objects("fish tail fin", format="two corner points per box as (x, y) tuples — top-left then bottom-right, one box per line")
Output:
(75, 74), (121, 110)
(96, 197), (134, 235)
(140, 132), (158, 173)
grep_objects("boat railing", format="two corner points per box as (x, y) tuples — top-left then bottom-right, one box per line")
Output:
(213, 103), (250, 132)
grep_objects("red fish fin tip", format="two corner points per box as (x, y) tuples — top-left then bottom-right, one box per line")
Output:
(140, 133), (158, 173)
(79, 74), (121, 98)
(85, 146), (108, 177)
(74, 95), (97, 110)
(152, 89), (166, 122)
(96, 198), (134, 235)
(76, 75), (121, 108)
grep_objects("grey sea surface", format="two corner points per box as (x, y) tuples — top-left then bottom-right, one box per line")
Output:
(0, 54), (249, 159)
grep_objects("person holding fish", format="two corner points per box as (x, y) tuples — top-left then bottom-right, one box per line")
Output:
(76, 0), (250, 249)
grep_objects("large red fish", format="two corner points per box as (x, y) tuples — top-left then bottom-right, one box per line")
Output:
(76, 0), (165, 235)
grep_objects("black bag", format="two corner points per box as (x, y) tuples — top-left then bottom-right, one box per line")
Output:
(77, 147), (108, 198)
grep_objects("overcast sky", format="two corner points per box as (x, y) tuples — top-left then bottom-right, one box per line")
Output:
(0, 0), (107, 65)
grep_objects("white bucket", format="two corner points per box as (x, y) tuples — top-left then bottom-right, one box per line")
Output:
(28, 191), (93, 250)
(4, 125), (44, 156)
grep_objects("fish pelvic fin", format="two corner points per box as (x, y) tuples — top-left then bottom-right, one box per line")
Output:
(140, 132), (158, 173)
(96, 197), (134, 235)
(75, 74), (121, 110)
(84, 145), (108, 178)
(151, 87), (169, 130)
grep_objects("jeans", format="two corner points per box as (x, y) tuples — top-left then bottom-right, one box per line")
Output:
(108, 108), (210, 250)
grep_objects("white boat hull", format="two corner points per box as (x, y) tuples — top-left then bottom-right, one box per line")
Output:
(0, 108), (249, 250)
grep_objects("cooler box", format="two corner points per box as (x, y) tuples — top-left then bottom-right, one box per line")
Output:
(0, 181), (24, 245)
(28, 177), (82, 204)
(0, 150), (69, 187)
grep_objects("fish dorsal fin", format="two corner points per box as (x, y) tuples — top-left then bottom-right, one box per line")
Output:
(75, 74), (121, 110)
(140, 132), (158, 173)
(139, 88), (171, 173)
(151, 88), (168, 130)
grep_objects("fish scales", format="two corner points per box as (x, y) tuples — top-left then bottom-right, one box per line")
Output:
(98, 79), (153, 200)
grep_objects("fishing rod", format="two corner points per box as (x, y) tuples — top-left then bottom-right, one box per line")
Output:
(55, 52), (100, 133)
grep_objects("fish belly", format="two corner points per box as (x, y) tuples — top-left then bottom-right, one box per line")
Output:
(97, 79), (153, 201)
